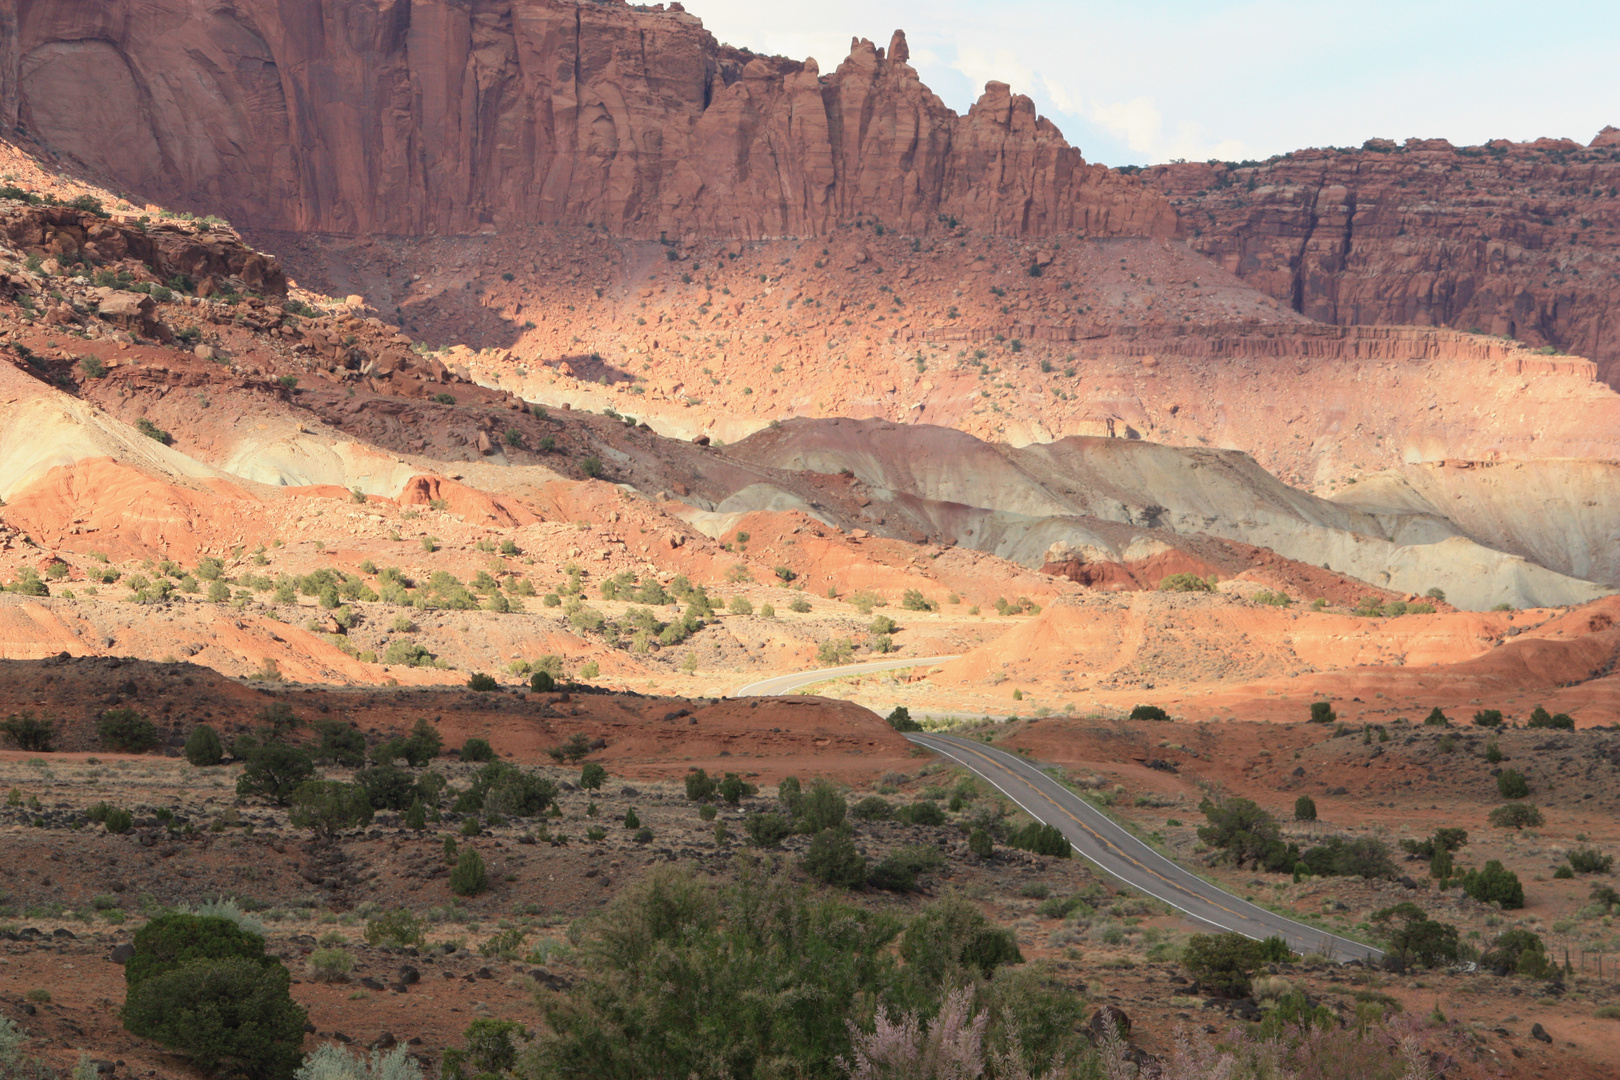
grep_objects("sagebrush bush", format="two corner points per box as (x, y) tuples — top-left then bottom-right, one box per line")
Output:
(295, 1044), (421, 1080)
(364, 909), (427, 949)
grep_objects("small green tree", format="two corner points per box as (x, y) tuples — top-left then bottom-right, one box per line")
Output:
(467, 672), (499, 692)
(801, 827), (867, 888)
(0, 710), (55, 751)
(1293, 795), (1317, 822)
(460, 737), (496, 762)
(685, 768), (718, 802)
(236, 743), (316, 806)
(623, 807), (640, 829)
(97, 708), (159, 752)
(798, 779), (847, 832)
(744, 812), (792, 848)
(1370, 902), (1460, 968)
(443, 1018), (525, 1079)
(1473, 709), (1504, 728)
(450, 848), (487, 897)
(122, 957), (307, 1080)
(1308, 701), (1336, 724)
(530, 669), (557, 692)
(404, 796), (427, 831)
(184, 724), (223, 766)
(1488, 803), (1544, 830)
(1422, 707), (1449, 726)
(718, 772), (755, 805)
(1462, 860), (1525, 908)
(885, 705), (922, 732)
(900, 896), (1023, 983)
(289, 781), (374, 838)
(580, 762), (607, 790)
(968, 828), (993, 858)
(1496, 769), (1529, 798)
(1181, 932), (1267, 997)
(1129, 704), (1170, 721)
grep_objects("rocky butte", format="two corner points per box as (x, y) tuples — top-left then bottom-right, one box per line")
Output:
(1149, 133), (1620, 386)
(0, 0), (1171, 241)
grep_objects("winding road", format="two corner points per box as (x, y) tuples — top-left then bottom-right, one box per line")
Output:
(736, 658), (1382, 964)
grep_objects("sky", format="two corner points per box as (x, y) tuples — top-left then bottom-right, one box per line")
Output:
(691, 0), (1620, 166)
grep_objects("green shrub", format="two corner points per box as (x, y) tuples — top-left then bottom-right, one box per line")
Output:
(1370, 902), (1459, 967)
(122, 956), (306, 1079)
(1182, 932), (1267, 997)
(1527, 706), (1575, 730)
(901, 589), (937, 611)
(850, 796), (893, 821)
(460, 737), (496, 763)
(97, 708), (159, 752)
(1197, 796), (1292, 871)
(1567, 846), (1613, 874)
(1293, 795), (1317, 822)
(442, 1018), (526, 1079)
(895, 800), (947, 827)
(1129, 704), (1169, 721)
(799, 779), (847, 832)
(900, 896), (1023, 982)
(235, 742), (316, 805)
(789, 597), (812, 613)
(466, 672), (498, 692)
(289, 781), (374, 837)
(1488, 803), (1544, 830)
(354, 764), (415, 811)
(1497, 769), (1529, 798)
(1422, 708), (1449, 726)
(719, 772), (755, 805)
(886, 706), (922, 732)
(126, 913), (276, 989)
(404, 797), (427, 830)
(1308, 701), (1336, 724)
(685, 768), (718, 802)
(1006, 821), (1070, 857)
(0, 710), (55, 751)
(1480, 928), (1548, 975)
(580, 762), (607, 790)
(309, 948), (353, 983)
(1159, 573), (1214, 593)
(968, 828), (993, 858)
(103, 807), (134, 834)
(313, 719), (366, 767)
(450, 848), (488, 896)
(1473, 709), (1504, 728)
(364, 909), (427, 950)
(1462, 860), (1524, 908)
(744, 812), (792, 848)
(802, 827), (866, 888)
(183, 724), (223, 766)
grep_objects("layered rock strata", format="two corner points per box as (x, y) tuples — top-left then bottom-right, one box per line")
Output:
(1, 1), (1171, 241)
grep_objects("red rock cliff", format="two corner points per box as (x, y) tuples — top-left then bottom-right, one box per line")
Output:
(1146, 136), (1620, 385)
(0, 0), (1171, 242)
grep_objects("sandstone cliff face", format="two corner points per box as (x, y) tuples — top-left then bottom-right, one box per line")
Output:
(1147, 136), (1620, 385)
(0, 0), (1171, 241)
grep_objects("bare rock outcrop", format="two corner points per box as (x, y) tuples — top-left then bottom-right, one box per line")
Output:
(0, 3), (1171, 241)
(1147, 135), (1620, 385)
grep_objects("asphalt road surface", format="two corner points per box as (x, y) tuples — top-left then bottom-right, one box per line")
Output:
(733, 661), (1381, 963)
(907, 732), (1383, 964)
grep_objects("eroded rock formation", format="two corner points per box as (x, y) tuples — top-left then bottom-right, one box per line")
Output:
(0, 1), (1171, 241)
(1148, 136), (1620, 385)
